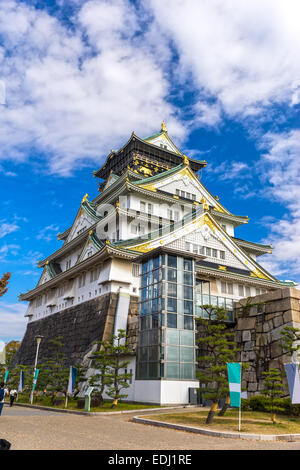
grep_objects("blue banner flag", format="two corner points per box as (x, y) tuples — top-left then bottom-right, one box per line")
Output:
(32, 369), (39, 393)
(18, 370), (24, 393)
(227, 363), (241, 407)
(67, 366), (77, 394)
(285, 363), (300, 404)
(4, 370), (9, 384)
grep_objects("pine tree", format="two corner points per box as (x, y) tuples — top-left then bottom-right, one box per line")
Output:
(196, 305), (240, 424)
(261, 368), (284, 423)
(38, 336), (69, 404)
(72, 363), (88, 398)
(0, 272), (11, 298)
(88, 340), (113, 406)
(105, 330), (133, 408)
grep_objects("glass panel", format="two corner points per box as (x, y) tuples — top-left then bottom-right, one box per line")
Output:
(184, 258), (192, 271)
(167, 283), (177, 297)
(160, 254), (165, 266)
(177, 314), (184, 329)
(180, 330), (194, 346)
(160, 313), (165, 326)
(218, 297), (226, 308)
(152, 313), (159, 328)
(166, 329), (180, 345)
(166, 363), (180, 379)
(202, 294), (210, 305)
(167, 268), (177, 282)
(167, 297), (177, 312)
(139, 331), (148, 346)
(142, 274), (148, 288)
(152, 298), (159, 313)
(184, 315), (194, 330)
(160, 297), (165, 311)
(184, 300), (193, 314)
(153, 269), (159, 284)
(152, 284), (159, 299)
(149, 329), (158, 345)
(160, 346), (165, 360)
(184, 286), (193, 300)
(140, 347), (148, 362)
(140, 316), (147, 330)
(181, 347), (194, 362)
(166, 346), (180, 362)
(142, 262), (148, 274)
(184, 272), (193, 285)
(180, 363), (194, 380)
(148, 362), (158, 378)
(160, 267), (165, 281)
(167, 313), (177, 328)
(177, 299), (183, 314)
(149, 346), (158, 361)
(141, 301), (148, 315)
(153, 256), (160, 269)
(138, 363), (148, 379)
(167, 255), (177, 268)
(211, 295), (218, 307)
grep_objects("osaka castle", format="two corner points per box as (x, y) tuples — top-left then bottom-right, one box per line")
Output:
(18, 122), (293, 404)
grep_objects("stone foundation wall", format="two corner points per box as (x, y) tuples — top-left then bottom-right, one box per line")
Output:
(13, 294), (139, 368)
(235, 287), (300, 397)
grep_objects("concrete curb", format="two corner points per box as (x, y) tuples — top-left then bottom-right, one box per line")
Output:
(11, 402), (197, 416)
(132, 416), (300, 442)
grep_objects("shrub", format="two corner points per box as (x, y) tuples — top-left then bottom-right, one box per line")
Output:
(241, 395), (300, 416)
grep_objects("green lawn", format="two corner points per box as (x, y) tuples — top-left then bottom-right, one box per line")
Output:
(142, 410), (300, 434)
(12, 395), (161, 412)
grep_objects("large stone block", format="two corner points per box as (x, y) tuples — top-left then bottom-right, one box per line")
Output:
(244, 341), (255, 351)
(237, 317), (256, 330)
(273, 315), (283, 328)
(265, 298), (292, 314)
(242, 330), (251, 342)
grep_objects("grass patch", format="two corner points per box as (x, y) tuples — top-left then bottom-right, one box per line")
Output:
(141, 410), (300, 435)
(12, 395), (161, 412)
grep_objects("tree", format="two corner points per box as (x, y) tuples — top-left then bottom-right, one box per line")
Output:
(261, 368), (284, 423)
(280, 326), (300, 362)
(196, 305), (240, 424)
(102, 330), (133, 408)
(3, 364), (33, 395)
(88, 340), (114, 406)
(0, 272), (11, 298)
(5, 341), (21, 368)
(38, 336), (69, 403)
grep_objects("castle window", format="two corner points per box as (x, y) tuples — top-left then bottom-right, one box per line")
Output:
(78, 273), (86, 288)
(148, 203), (153, 214)
(212, 249), (218, 258)
(132, 264), (140, 277)
(140, 201), (146, 212)
(245, 286), (251, 297)
(219, 251), (225, 260)
(238, 285), (244, 297)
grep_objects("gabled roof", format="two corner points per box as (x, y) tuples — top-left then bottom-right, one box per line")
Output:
(115, 207), (281, 284)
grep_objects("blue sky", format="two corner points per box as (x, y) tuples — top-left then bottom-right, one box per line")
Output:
(0, 0), (300, 342)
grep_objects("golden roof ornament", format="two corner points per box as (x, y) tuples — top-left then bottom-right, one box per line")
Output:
(183, 155), (189, 166)
(89, 230), (93, 235)
(81, 193), (89, 204)
(161, 121), (167, 132)
(200, 197), (209, 210)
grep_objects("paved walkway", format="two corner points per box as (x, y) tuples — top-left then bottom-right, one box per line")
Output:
(1, 404), (300, 450)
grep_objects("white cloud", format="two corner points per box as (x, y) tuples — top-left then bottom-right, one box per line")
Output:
(257, 130), (300, 282)
(0, 220), (20, 239)
(0, 0), (183, 176)
(0, 301), (27, 341)
(148, 0), (300, 117)
(37, 224), (60, 242)
(0, 243), (20, 262)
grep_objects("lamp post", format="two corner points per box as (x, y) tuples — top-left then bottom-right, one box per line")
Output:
(30, 335), (43, 404)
